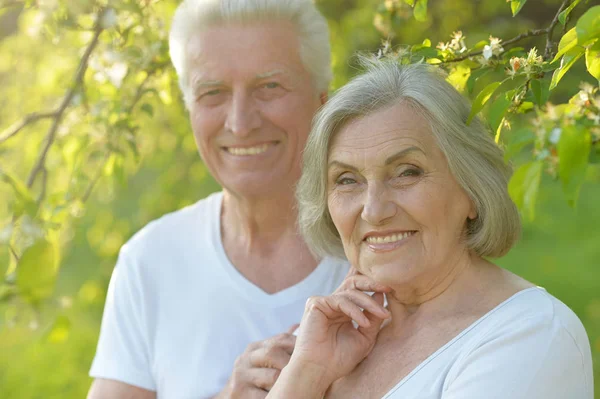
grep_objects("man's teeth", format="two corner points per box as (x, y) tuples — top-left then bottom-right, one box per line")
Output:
(366, 231), (415, 244)
(227, 144), (270, 155)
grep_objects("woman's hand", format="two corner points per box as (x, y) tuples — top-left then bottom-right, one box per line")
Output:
(282, 268), (391, 391)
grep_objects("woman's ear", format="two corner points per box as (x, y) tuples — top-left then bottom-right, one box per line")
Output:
(467, 202), (477, 220)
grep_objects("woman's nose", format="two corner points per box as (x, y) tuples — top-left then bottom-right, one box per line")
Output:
(360, 183), (397, 225)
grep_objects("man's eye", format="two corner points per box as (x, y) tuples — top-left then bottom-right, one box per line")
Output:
(204, 89), (221, 96)
(263, 82), (280, 89)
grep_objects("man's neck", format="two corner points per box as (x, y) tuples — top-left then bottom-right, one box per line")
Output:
(220, 188), (319, 293)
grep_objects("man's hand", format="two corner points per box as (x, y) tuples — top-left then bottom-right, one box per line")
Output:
(215, 326), (298, 399)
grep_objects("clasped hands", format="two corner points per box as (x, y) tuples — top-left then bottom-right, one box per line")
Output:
(221, 268), (391, 398)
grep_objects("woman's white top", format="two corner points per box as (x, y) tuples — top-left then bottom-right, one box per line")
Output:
(382, 287), (593, 398)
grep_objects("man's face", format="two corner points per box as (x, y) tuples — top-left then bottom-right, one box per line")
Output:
(186, 21), (325, 198)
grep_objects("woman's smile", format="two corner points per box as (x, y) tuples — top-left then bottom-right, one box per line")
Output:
(363, 230), (417, 252)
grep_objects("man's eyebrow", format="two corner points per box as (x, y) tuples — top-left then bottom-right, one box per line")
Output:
(256, 69), (286, 80)
(384, 146), (425, 165)
(191, 79), (224, 95)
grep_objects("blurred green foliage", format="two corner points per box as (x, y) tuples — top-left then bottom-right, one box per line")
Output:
(0, 0), (598, 397)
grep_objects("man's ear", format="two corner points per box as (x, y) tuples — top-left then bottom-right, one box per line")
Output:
(319, 92), (328, 105)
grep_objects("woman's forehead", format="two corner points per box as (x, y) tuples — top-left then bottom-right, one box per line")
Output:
(329, 105), (436, 158)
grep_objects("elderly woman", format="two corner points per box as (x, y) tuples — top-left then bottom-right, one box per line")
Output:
(266, 59), (593, 398)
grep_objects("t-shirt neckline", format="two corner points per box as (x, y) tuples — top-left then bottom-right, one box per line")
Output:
(209, 191), (335, 306)
(381, 286), (544, 398)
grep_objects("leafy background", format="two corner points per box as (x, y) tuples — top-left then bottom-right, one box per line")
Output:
(0, 0), (598, 397)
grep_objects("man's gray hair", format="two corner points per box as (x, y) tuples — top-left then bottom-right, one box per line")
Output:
(169, 0), (332, 107)
(297, 58), (521, 259)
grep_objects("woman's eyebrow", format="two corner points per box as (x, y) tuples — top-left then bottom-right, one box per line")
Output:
(327, 160), (358, 172)
(384, 146), (425, 165)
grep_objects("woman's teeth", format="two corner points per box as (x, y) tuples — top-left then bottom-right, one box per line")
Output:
(366, 231), (415, 244)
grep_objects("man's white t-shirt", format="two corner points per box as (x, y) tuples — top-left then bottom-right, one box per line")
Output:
(382, 287), (593, 398)
(89, 192), (349, 398)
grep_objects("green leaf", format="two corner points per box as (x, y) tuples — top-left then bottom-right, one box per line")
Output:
(504, 128), (535, 161)
(508, 161), (543, 221)
(552, 27), (578, 62)
(559, 0), (581, 25)
(466, 67), (490, 94)
(447, 62), (471, 93)
(510, 0), (527, 17)
(576, 6), (600, 45)
(0, 168), (38, 218)
(141, 103), (154, 117)
(413, 47), (439, 59)
(589, 142), (600, 164)
(585, 39), (600, 81)
(414, 0), (428, 21)
(488, 90), (513, 141)
(468, 75), (528, 124)
(16, 237), (61, 303)
(468, 81), (501, 124)
(404, 0), (415, 6)
(502, 47), (526, 60)
(558, 124), (591, 207)
(47, 315), (71, 343)
(550, 47), (585, 90)
(0, 245), (9, 279)
(530, 78), (550, 106)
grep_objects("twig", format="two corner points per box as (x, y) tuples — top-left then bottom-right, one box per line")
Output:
(36, 167), (47, 205)
(444, 29), (548, 63)
(127, 60), (170, 114)
(81, 153), (110, 203)
(445, 0), (573, 64)
(9, 244), (18, 263)
(0, 1), (23, 10)
(545, 0), (571, 59)
(0, 112), (57, 145)
(25, 8), (107, 189)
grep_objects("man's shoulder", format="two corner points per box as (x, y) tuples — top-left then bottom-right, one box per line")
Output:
(122, 191), (222, 257)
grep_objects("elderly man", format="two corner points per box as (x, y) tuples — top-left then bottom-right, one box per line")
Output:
(87, 1), (349, 398)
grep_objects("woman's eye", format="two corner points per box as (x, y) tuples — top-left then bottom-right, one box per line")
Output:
(399, 168), (421, 177)
(204, 89), (221, 96)
(336, 177), (356, 185)
(263, 82), (280, 89)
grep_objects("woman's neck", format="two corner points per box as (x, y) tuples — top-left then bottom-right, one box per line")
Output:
(384, 252), (493, 330)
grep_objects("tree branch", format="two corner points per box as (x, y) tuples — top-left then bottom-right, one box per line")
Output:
(81, 153), (110, 203)
(0, 112), (57, 145)
(545, 0), (572, 59)
(26, 8), (107, 189)
(444, 0), (573, 64)
(444, 29), (548, 63)
(0, 1), (23, 10)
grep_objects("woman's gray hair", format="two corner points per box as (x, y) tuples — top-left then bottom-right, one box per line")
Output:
(297, 58), (521, 259)
(169, 0), (332, 107)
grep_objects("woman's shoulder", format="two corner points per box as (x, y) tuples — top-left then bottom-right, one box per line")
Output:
(443, 287), (593, 396)
(479, 287), (586, 340)
(465, 287), (592, 369)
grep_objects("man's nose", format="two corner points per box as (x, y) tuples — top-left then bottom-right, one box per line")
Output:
(361, 182), (397, 225)
(224, 92), (261, 137)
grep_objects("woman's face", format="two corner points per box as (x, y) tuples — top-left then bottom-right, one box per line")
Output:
(326, 103), (477, 289)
